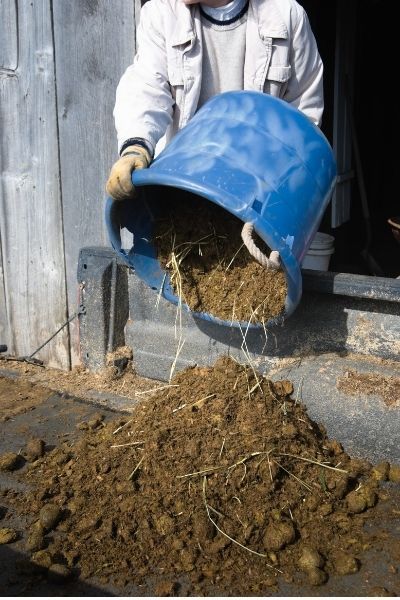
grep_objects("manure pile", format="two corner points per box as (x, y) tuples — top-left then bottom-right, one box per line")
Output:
(10, 357), (399, 595)
(155, 195), (287, 323)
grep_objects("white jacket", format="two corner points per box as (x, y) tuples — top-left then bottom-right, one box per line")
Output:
(114, 0), (324, 155)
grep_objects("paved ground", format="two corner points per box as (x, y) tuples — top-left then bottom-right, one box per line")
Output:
(0, 390), (122, 596)
(0, 368), (399, 596)
(268, 353), (400, 464)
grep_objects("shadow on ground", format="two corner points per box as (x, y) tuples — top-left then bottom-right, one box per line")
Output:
(0, 545), (114, 597)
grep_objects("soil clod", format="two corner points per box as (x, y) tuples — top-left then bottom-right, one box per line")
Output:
(0, 452), (23, 472)
(39, 503), (62, 531)
(389, 464), (400, 483)
(25, 438), (46, 462)
(25, 521), (46, 552)
(298, 546), (325, 571)
(331, 552), (359, 576)
(307, 567), (328, 586)
(0, 526), (18, 544)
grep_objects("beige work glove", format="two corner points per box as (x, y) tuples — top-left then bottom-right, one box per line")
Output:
(106, 145), (151, 201)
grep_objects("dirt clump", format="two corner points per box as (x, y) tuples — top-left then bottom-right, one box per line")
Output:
(8, 356), (398, 595)
(0, 452), (24, 472)
(25, 521), (46, 552)
(31, 550), (53, 569)
(0, 527), (18, 544)
(389, 464), (400, 483)
(298, 546), (324, 571)
(39, 504), (62, 531)
(155, 193), (287, 323)
(372, 462), (390, 481)
(331, 552), (359, 576)
(25, 438), (46, 462)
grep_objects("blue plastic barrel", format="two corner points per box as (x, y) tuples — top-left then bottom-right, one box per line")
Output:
(105, 91), (336, 326)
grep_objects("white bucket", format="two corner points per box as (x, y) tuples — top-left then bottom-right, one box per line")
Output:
(301, 232), (335, 271)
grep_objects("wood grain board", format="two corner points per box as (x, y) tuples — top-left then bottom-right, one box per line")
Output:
(0, 1), (140, 367)
(0, 0), (69, 367)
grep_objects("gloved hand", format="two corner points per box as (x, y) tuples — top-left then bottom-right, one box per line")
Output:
(106, 145), (151, 201)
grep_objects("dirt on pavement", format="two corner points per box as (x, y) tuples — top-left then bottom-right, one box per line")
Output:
(0, 347), (154, 409)
(337, 369), (400, 407)
(1, 356), (399, 596)
(0, 377), (52, 422)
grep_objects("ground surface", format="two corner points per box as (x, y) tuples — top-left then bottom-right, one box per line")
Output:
(0, 348), (154, 413)
(0, 358), (399, 597)
(267, 353), (400, 465)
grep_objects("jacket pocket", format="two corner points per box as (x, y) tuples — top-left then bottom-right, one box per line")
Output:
(167, 44), (185, 85)
(167, 66), (184, 87)
(167, 62), (184, 106)
(167, 64), (184, 131)
(264, 65), (291, 98)
(266, 65), (291, 83)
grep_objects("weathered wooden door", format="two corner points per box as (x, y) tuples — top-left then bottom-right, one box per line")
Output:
(0, 0), (139, 368)
(52, 0), (138, 365)
(0, 0), (69, 367)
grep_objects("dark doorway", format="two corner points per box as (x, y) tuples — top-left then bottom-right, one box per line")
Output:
(302, 0), (398, 277)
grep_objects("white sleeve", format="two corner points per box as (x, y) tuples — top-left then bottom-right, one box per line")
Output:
(113, 2), (174, 154)
(284, 7), (324, 127)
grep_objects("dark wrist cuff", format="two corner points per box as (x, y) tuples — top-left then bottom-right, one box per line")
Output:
(120, 138), (153, 158)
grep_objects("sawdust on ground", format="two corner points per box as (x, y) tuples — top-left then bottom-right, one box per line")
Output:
(0, 347), (154, 408)
(0, 378), (52, 422)
(3, 357), (399, 596)
(337, 370), (400, 407)
(155, 191), (287, 323)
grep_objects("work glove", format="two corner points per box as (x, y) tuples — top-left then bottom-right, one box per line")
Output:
(106, 145), (151, 201)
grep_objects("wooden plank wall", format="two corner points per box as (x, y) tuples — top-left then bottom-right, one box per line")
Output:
(0, 0), (140, 368)
(0, 0), (69, 368)
(52, 0), (138, 365)
(0, 235), (9, 348)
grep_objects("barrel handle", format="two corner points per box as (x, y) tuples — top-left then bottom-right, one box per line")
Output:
(241, 222), (280, 271)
